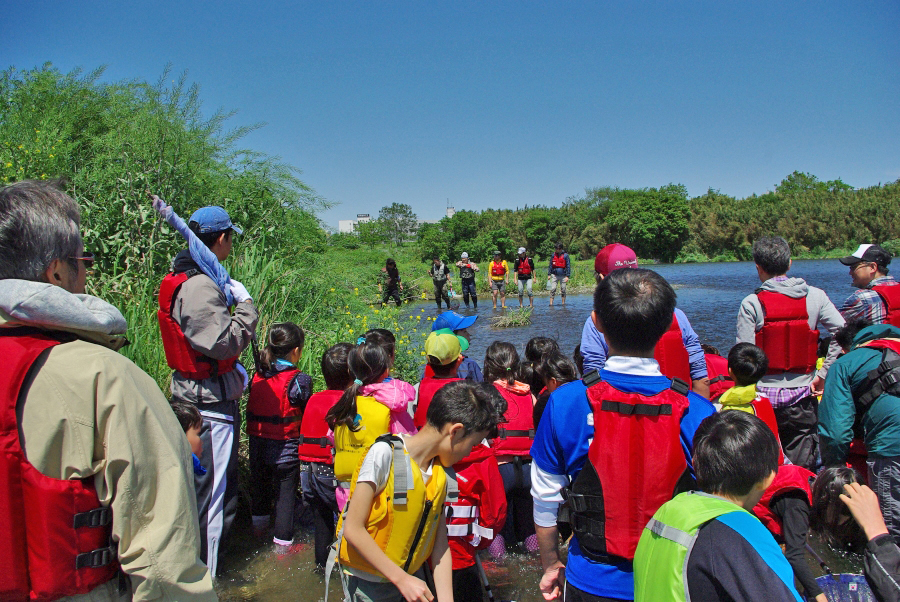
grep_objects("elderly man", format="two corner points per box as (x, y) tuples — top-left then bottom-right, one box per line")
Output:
(0, 180), (215, 599)
(737, 236), (844, 470)
(838, 244), (899, 326)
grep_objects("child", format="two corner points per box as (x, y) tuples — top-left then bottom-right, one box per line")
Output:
(634, 411), (803, 601)
(484, 341), (538, 557)
(532, 349), (580, 429)
(415, 329), (467, 428)
(716, 343), (820, 599)
(327, 380), (507, 602)
(521, 336), (559, 395)
(701, 343), (733, 399)
(300, 342), (353, 572)
(326, 341), (416, 511)
(246, 322), (312, 552)
(169, 399), (205, 475)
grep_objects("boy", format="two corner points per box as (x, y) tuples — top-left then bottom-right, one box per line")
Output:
(415, 329), (465, 428)
(328, 380), (507, 602)
(634, 411), (803, 601)
(170, 399), (206, 475)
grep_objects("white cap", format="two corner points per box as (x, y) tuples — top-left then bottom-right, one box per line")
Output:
(461, 252), (469, 259)
(517, 247), (526, 254)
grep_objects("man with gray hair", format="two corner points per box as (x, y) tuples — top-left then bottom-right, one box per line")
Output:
(737, 236), (844, 470)
(0, 180), (216, 599)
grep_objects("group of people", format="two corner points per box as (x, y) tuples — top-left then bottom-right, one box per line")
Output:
(3, 177), (900, 602)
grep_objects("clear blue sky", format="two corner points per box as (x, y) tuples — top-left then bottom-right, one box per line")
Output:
(4, 1), (898, 229)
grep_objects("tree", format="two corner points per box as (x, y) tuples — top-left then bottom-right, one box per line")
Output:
(354, 219), (386, 249)
(378, 202), (418, 247)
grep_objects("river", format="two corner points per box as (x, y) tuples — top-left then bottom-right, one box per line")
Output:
(217, 259), (864, 601)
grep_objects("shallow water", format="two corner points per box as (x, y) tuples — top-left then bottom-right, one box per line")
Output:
(216, 259), (865, 600)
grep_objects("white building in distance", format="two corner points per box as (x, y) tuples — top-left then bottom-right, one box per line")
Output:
(337, 206), (455, 233)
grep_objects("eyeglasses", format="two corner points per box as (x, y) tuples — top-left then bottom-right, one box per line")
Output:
(851, 261), (873, 272)
(69, 252), (95, 266)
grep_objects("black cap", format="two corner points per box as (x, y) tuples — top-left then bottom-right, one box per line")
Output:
(839, 244), (892, 269)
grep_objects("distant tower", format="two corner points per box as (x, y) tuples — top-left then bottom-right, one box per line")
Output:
(446, 198), (455, 219)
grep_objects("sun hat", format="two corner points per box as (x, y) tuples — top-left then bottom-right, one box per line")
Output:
(461, 252), (469, 259)
(517, 247), (526, 254)
(424, 329), (466, 365)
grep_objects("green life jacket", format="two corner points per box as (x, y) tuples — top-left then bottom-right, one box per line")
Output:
(633, 492), (802, 602)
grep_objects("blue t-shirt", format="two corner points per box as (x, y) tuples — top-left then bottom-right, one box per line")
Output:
(530, 370), (716, 599)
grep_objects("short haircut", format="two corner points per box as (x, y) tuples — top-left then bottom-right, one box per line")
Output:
(752, 237), (791, 276)
(429, 355), (459, 378)
(426, 380), (507, 438)
(188, 221), (231, 248)
(170, 399), (203, 432)
(537, 350), (580, 386)
(727, 343), (769, 387)
(693, 411), (779, 497)
(321, 343), (353, 390)
(834, 318), (872, 352)
(0, 180), (82, 281)
(525, 336), (559, 363)
(593, 268), (676, 355)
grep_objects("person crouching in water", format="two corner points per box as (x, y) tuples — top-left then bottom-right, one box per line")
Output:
(245, 322), (312, 553)
(328, 380), (507, 602)
(327, 341), (417, 511)
(634, 411), (804, 601)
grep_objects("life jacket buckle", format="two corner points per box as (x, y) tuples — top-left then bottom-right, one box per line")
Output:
(73, 506), (112, 529)
(75, 544), (116, 569)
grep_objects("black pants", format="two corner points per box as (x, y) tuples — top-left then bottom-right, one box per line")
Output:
(564, 582), (624, 602)
(774, 394), (820, 471)
(382, 287), (402, 306)
(249, 446), (301, 544)
(434, 280), (450, 308)
(453, 565), (484, 601)
(461, 278), (478, 307)
(302, 462), (338, 567)
(499, 459), (535, 544)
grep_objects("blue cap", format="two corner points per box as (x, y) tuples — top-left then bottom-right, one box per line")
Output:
(432, 311), (477, 332)
(189, 206), (243, 235)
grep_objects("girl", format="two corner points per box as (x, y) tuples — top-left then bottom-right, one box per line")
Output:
(326, 340), (416, 510)
(484, 341), (538, 557)
(533, 349), (580, 428)
(246, 322), (312, 553)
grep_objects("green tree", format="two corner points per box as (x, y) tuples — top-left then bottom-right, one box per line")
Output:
(354, 219), (386, 249)
(378, 202), (418, 247)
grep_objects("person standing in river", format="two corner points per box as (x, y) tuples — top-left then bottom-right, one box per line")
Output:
(838, 244), (899, 326)
(428, 256), (452, 310)
(737, 236), (844, 471)
(514, 246), (536, 308)
(547, 242), (570, 307)
(455, 252), (479, 309)
(379, 258), (403, 307)
(488, 250), (510, 309)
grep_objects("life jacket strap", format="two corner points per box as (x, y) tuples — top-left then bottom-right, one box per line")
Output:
(75, 542), (117, 570)
(563, 491), (604, 514)
(646, 518), (694, 548)
(582, 370), (602, 387)
(446, 522), (494, 540)
(298, 435), (330, 447)
(856, 350), (900, 407)
(497, 427), (536, 439)
(246, 412), (303, 425)
(73, 506), (112, 529)
(709, 374), (732, 385)
(446, 505), (479, 518)
(601, 401), (673, 416)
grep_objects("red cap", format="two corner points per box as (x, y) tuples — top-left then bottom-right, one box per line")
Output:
(594, 243), (638, 276)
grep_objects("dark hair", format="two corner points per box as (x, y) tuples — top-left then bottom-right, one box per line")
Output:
(834, 318), (872, 352)
(537, 350), (580, 388)
(727, 343), (769, 387)
(170, 399), (203, 432)
(811, 466), (866, 551)
(752, 236), (791, 276)
(188, 221), (232, 249)
(483, 341), (520, 386)
(364, 328), (396, 360)
(573, 344), (584, 375)
(385, 258), (399, 280)
(593, 268), (676, 355)
(426, 380), (507, 438)
(321, 343), (353, 390)
(701, 344), (720, 355)
(525, 337), (559, 362)
(259, 322), (305, 374)
(429, 355), (460, 378)
(693, 411), (779, 497)
(325, 342), (391, 431)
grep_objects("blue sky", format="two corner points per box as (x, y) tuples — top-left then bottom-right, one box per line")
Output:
(4, 1), (898, 229)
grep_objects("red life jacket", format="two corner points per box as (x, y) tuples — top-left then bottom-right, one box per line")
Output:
(0, 331), (119, 601)
(754, 290), (819, 374)
(516, 258), (533, 277)
(563, 374), (692, 563)
(551, 253), (567, 269)
(873, 283), (900, 327)
(718, 395), (784, 465)
(157, 271), (239, 379)
(445, 444), (507, 570)
(705, 353), (733, 399)
(415, 376), (462, 429)
(490, 261), (506, 277)
(753, 464), (815, 539)
(298, 390), (342, 463)
(247, 369), (303, 440)
(654, 314), (692, 384)
(491, 383), (535, 457)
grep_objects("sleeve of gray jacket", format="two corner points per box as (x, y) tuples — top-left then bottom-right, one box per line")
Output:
(736, 293), (763, 344)
(177, 276), (259, 360)
(809, 287), (846, 377)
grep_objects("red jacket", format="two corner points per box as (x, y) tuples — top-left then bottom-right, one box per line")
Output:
(414, 376), (462, 429)
(491, 382), (535, 457)
(753, 464), (815, 538)
(705, 353), (733, 399)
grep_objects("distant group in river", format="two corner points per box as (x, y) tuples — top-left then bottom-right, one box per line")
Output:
(5, 177), (900, 601)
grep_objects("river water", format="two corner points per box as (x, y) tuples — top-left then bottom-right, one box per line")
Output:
(217, 259), (864, 601)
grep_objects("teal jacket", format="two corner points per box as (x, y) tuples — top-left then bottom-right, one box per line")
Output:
(820, 324), (900, 463)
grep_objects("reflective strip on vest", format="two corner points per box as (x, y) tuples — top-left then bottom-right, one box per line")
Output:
(647, 518), (694, 548)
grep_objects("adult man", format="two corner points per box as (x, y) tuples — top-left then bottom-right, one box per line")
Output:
(581, 243), (711, 398)
(514, 247), (536, 308)
(428, 256), (452, 310)
(455, 252), (479, 309)
(819, 321), (900, 541)
(547, 242), (570, 306)
(159, 205), (258, 576)
(838, 244), (899, 326)
(737, 236), (844, 470)
(0, 180), (215, 599)
(532, 268), (716, 601)
(488, 251), (509, 309)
